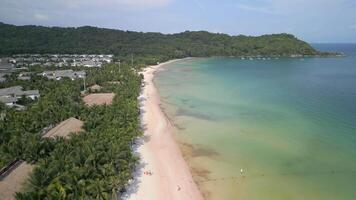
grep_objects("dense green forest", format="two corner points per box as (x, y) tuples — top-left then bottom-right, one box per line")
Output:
(0, 64), (142, 199)
(0, 22), (321, 60)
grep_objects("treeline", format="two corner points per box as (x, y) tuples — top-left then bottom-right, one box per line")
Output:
(0, 22), (320, 61)
(0, 64), (142, 199)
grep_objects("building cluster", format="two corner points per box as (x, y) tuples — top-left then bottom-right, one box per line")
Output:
(0, 54), (111, 83)
(5, 54), (113, 68)
(0, 58), (16, 83)
(0, 69), (87, 108)
(0, 74), (6, 83)
(0, 86), (40, 108)
(39, 70), (86, 80)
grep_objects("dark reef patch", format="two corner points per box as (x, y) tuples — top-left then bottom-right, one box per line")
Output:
(175, 108), (215, 121)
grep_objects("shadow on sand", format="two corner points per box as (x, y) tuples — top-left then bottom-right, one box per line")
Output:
(118, 136), (150, 200)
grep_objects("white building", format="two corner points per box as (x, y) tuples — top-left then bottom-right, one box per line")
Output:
(0, 86), (40, 107)
(40, 70), (86, 81)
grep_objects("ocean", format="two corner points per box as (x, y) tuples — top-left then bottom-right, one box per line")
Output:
(154, 44), (356, 200)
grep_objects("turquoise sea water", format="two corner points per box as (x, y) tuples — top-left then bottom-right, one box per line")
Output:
(154, 44), (356, 200)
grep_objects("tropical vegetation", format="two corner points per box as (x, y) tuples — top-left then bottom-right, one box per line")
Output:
(0, 64), (142, 199)
(0, 22), (323, 62)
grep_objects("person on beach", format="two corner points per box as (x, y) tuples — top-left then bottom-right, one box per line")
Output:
(177, 185), (181, 191)
(240, 168), (244, 176)
(144, 170), (152, 176)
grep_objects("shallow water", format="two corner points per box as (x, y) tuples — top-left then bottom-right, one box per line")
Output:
(154, 44), (356, 200)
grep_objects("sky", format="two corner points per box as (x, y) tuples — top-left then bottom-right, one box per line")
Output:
(0, 0), (355, 43)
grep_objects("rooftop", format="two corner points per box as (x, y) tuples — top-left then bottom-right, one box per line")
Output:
(0, 86), (40, 99)
(0, 161), (34, 200)
(41, 70), (86, 79)
(83, 93), (115, 107)
(43, 117), (84, 138)
(0, 86), (23, 96)
(0, 96), (18, 104)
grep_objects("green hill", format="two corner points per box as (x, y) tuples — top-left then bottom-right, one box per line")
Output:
(0, 22), (319, 58)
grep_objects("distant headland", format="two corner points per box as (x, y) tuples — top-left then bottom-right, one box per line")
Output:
(0, 22), (340, 59)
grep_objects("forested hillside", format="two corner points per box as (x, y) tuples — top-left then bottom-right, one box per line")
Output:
(0, 22), (320, 59)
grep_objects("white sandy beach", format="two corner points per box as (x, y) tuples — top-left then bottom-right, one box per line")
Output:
(123, 59), (204, 200)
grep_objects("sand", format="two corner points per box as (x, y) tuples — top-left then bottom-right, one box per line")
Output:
(122, 59), (204, 200)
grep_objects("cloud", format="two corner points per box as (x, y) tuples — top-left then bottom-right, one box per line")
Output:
(33, 14), (49, 21)
(236, 0), (346, 15)
(349, 24), (356, 29)
(236, 3), (277, 14)
(66, 0), (172, 10)
(0, 0), (174, 27)
(115, 0), (171, 7)
(1, 0), (173, 13)
(192, 0), (205, 11)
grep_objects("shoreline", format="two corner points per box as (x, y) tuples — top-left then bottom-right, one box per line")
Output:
(123, 58), (204, 200)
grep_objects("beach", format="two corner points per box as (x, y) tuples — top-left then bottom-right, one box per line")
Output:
(123, 59), (204, 200)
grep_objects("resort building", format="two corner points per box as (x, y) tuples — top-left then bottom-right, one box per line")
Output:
(18, 72), (33, 81)
(40, 70), (86, 80)
(0, 96), (18, 106)
(81, 60), (102, 68)
(0, 86), (40, 107)
(0, 73), (6, 83)
(89, 84), (102, 92)
(3, 54), (113, 68)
